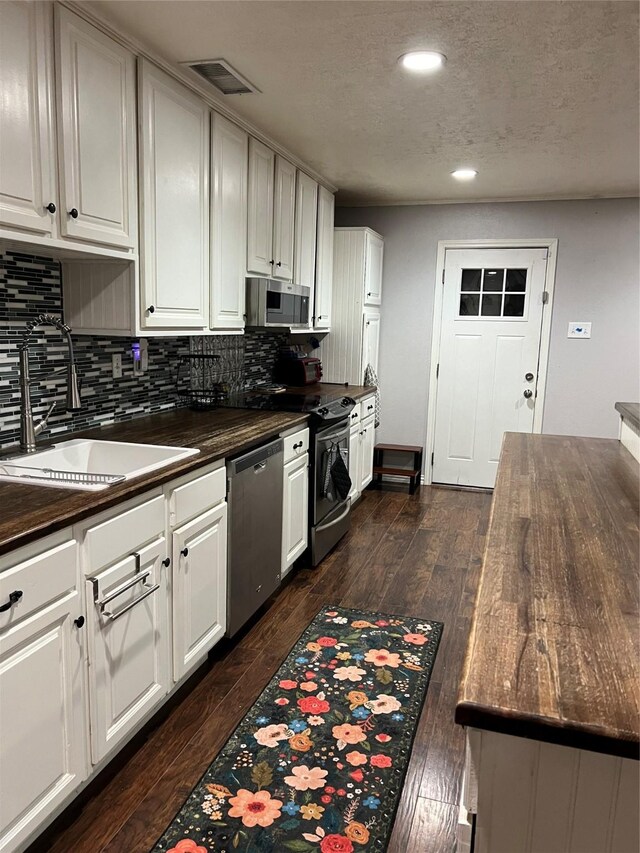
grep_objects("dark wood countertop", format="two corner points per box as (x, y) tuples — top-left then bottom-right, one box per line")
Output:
(615, 401), (640, 431)
(456, 432), (640, 759)
(0, 408), (307, 557)
(284, 383), (375, 400)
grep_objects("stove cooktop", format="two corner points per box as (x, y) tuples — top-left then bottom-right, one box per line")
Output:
(225, 387), (356, 421)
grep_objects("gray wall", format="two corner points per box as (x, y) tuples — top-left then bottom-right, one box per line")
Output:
(336, 198), (640, 444)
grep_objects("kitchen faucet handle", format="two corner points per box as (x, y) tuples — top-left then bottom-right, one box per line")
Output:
(34, 401), (56, 437)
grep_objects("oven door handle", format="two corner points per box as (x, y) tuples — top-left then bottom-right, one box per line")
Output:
(318, 426), (350, 445)
(316, 499), (351, 533)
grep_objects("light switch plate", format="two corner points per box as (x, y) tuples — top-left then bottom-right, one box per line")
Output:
(568, 322), (591, 339)
(111, 353), (122, 379)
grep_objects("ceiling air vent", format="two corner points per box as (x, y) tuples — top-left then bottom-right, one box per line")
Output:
(183, 59), (259, 95)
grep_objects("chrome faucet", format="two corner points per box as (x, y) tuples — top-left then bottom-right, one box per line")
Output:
(19, 313), (82, 453)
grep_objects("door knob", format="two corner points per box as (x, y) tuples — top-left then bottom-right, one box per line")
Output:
(523, 389), (533, 399)
(45, 202), (56, 214)
(525, 372), (534, 382)
(69, 207), (79, 219)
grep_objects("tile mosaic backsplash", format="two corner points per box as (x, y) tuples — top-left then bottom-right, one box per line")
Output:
(0, 251), (284, 449)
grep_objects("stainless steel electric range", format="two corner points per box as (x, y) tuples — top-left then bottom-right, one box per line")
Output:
(225, 387), (356, 566)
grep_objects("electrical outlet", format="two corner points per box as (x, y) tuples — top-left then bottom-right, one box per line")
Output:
(568, 322), (592, 339)
(111, 353), (122, 379)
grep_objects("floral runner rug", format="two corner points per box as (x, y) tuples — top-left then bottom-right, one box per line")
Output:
(152, 604), (443, 853)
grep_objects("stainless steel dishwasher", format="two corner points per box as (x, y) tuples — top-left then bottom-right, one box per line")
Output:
(226, 437), (284, 636)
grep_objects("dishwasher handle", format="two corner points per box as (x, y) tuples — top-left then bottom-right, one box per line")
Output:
(228, 437), (283, 476)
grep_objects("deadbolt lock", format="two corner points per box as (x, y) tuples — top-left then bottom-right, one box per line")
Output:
(525, 372), (534, 382)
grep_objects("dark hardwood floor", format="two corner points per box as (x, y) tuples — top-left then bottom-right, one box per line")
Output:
(32, 485), (491, 853)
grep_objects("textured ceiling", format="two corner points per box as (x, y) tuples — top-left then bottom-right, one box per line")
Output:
(88, 0), (639, 205)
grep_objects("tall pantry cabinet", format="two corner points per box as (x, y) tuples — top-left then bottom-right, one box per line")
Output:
(320, 227), (383, 384)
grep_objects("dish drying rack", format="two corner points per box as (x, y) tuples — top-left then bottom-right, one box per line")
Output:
(176, 353), (229, 410)
(0, 463), (125, 489)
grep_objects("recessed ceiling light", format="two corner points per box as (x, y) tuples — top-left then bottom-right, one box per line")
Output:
(399, 51), (446, 72)
(451, 168), (478, 181)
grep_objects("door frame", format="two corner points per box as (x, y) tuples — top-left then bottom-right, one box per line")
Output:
(425, 238), (558, 485)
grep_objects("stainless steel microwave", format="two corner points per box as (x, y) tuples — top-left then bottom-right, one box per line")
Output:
(246, 278), (310, 328)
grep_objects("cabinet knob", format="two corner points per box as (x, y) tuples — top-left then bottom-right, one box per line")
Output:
(276, 261), (282, 267)
(45, 202), (56, 214)
(367, 292), (372, 296)
(162, 557), (171, 567)
(69, 207), (79, 219)
(74, 615), (85, 629)
(269, 259), (275, 265)
(147, 305), (155, 314)
(181, 547), (189, 557)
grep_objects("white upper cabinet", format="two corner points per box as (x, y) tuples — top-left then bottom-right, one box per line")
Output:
(314, 185), (335, 329)
(211, 113), (248, 330)
(0, 2), (57, 236)
(272, 156), (296, 281)
(55, 7), (137, 249)
(294, 171), (318, 293)
(364, 230), (384, 305)
(247, 138), (275, 276)
(362, 309), (381, 376)
(139, 59), (209, 329)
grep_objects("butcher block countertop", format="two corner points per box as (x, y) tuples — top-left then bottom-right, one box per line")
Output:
(0, 408), (307, 557)
(456, 432), (640, 759)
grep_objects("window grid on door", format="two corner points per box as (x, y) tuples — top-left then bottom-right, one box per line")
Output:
(459, 268), (527, 318)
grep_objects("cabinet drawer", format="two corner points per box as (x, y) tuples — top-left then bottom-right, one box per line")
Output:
(168, 463), (226, 528)
(349, 406), (361, 427)
(0, 538), (78, 630)
(361, 395), (376, 420)
(283, 428), (309, 463)
(83, 495), (165, 573)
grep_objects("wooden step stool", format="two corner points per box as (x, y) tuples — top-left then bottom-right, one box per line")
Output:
(372, 444), (424, 494)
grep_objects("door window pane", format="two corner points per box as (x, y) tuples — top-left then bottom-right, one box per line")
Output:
(503, 294), (525, 316)
(481, 293), (502, 316)
(482, 269), (504, 291)
(461, 269), (481, 291)
(459, 294), (480, 316)
(505, 269), (527, 292)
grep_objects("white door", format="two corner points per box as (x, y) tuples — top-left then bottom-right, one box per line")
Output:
(172, 503), (227, 682)
(139, 59), (209, 329)
(314, 186), (335, 329)
(247, 138), (275, 276)
(0, 592), (87, 852)
(348, 424), (361, 502)
(0, 2), (57, 236)
(359, 418), (375, 491)
(282, 453), (309, 576)
(362, 310), (381, 380)
(86, 536), (169, 763)
(55, 7), (137, 249)
(210, 113), (248, 330)
(433, 248), (549, 488)
(272, 156), (296, 281)
(294, 172), (318, 292)
(364, 230), (384, 306)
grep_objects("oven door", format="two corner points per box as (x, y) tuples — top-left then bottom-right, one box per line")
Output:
(314, 421), (350, 525)
(266, 282), (310, 327)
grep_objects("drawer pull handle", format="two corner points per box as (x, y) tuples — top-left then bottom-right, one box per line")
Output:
(103, 584), (160, 621)
(181, 547), (189, 558)
(91, 568), (152, 608)
(0, 590), (23, 613)
(293, 441), (303, 449)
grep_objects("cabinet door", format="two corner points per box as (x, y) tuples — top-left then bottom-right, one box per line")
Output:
(314, 186), (335, 329)
(211, 113), (248, 330)
(348, 425), (361, 502)
(359, 417), (375, 491)
(364, 231), (384, 305)
(86, 536), (170, 764)
(282, 453), (309, 576)
(362, 309), (381, 380)
(55, 7), (137, 249)
(0, 591), (87, 852)
(294, 172), (318, 293)
(0, 2), (57, 236)
(172, 502), (227, 682)
(139, 59), (209, 329)
(272, 156), (296, 281)
(247, 138), (275, 276)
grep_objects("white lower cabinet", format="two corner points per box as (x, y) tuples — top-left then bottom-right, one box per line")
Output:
(359, 416), (376, 492)
(282, 453), (309, 577)
(348, 423), (361, 503)
(348, 403), (376, 501)
(172, 502), (227, 681)
(86, 534), (170, 764)
(0, 533), (87, 853)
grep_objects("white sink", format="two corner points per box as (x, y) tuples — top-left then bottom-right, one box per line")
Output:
(0, 439), (200, 491)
